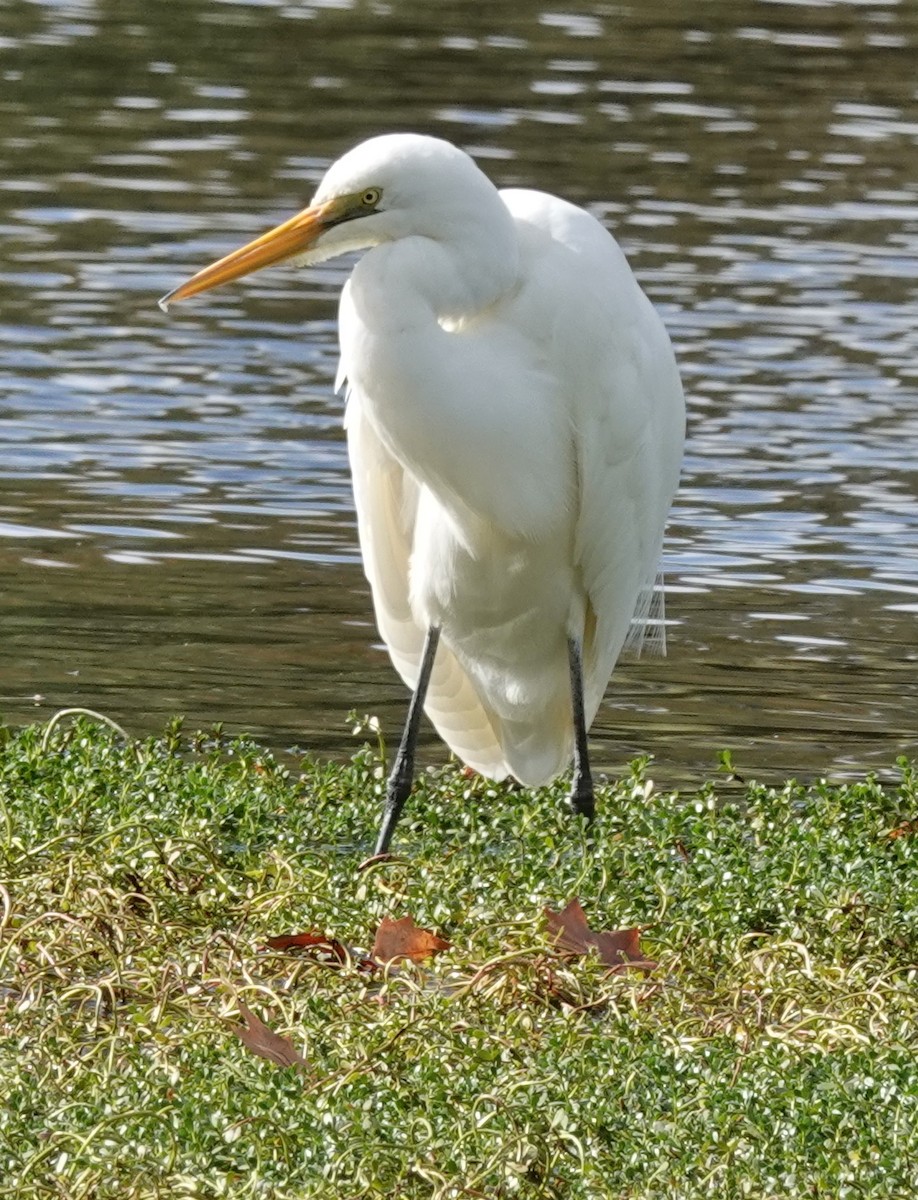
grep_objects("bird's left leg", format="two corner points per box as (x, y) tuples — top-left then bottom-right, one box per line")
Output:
(374, 625), (441, 855)
(567, 636), (595, 820)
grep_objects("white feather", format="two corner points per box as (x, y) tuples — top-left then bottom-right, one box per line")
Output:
(331, 140), (685, 784)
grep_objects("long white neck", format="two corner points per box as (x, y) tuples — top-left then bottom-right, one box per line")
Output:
(338, 202), (572, 543)
(348, 190), (520, 329)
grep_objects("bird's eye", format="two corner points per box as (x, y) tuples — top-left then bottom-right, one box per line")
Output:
(361, 187), (382, 208)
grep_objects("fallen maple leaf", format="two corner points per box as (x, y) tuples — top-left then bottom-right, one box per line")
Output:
(887, 820), (918, 840)
(229, 1003), (308, 1071)
(264, 931), (348, 964)
(371, 915), (451, 964)
(357, 851), (407, 871)
(544, 898), (657, 975)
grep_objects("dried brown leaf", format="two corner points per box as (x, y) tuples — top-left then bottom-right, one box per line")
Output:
(264, 931), (348, 964)
(544, 897), (594, 955)
(544, 898), (657, 975)
(887, 820), (918, 840)
(371, 915), (451, 964)
(356, 852), (402, 872)
(229, 1003), (308, 1071)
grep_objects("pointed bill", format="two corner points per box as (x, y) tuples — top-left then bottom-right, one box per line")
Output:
(158, 198), (340, 311)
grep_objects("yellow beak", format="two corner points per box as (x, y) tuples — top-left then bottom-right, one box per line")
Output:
(159, 198), (340, 310)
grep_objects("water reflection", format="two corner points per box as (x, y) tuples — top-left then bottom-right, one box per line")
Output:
(1, 0), (916, 782)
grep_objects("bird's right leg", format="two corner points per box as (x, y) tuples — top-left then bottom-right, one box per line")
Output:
(374, 625), (441, 855)
(566, 636), (596, 821)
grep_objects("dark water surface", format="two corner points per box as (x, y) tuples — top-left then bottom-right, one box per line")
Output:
(2, 0), (917, 784)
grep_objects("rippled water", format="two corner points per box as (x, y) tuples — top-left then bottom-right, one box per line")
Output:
(2, 0), (917, 782)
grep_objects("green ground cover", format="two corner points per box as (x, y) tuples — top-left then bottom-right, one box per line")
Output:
(2, 715), (917, 1198)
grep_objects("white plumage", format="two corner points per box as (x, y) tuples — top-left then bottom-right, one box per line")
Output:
(162, 133), (685, 850)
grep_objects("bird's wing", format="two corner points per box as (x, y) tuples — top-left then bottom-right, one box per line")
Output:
(501, 189), (685, 721)
(343, 373), (511, 780)
(571, 298), (684, 721)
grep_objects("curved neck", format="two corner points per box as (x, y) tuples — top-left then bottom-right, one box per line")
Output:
(349, 203), (520, 328)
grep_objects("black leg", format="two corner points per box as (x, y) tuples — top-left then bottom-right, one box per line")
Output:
(567, 636), (595, 821)
(374, 625), (441, 855)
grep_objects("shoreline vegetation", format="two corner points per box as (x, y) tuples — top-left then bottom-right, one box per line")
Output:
(2, 713), (916, 1198)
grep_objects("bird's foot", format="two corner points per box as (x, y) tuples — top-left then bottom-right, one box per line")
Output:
(567, 776), (595, 821)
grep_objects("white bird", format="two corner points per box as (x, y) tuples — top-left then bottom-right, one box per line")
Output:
(161, 133), (685, 854)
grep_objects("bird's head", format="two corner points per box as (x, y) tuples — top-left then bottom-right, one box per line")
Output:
(159, 133), (499, 310)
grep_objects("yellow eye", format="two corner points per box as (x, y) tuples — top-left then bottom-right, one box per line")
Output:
(361, 187), (382, 208)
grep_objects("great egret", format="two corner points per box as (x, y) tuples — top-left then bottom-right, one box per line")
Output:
(161, 133), (685, 854)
